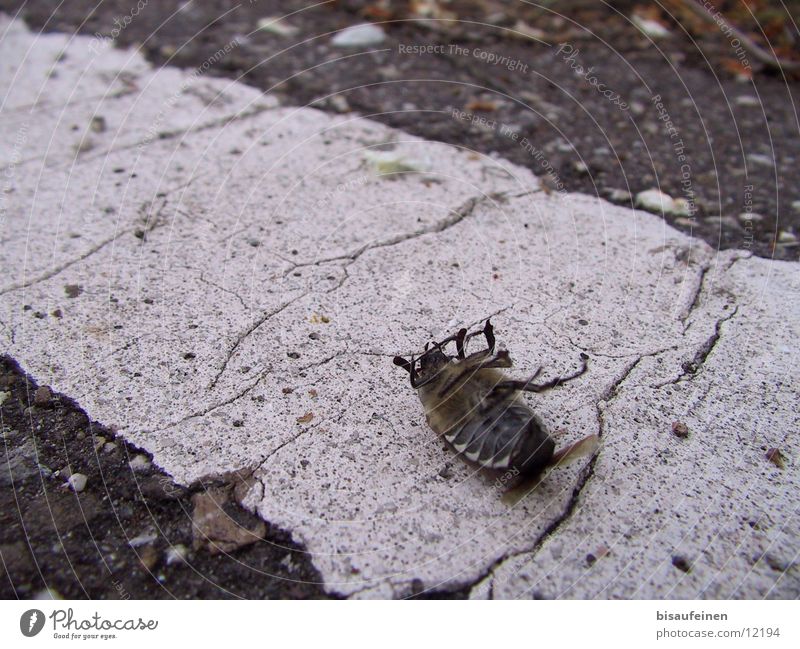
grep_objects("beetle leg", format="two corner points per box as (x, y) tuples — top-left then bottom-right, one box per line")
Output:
(455, 327), (467, 359)
(408, 355), (422, 388)
(493, 367), (544, 392)
(507, 353), (589, 393)
(461, 318), (495, 358)
(472, 349), (511, 370)
(483, 318), (495, 354)
(392, 356), (410, 372)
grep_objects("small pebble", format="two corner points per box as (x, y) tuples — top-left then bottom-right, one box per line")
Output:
(328, 95), (350, 113)
(129, 531), (158, 547)
(256, 16), (299, 37)
(67, 473), (88, 492)
(33, 386), (52, 407)
(672, 555), (692, 573)
(672, 421), (690, 438)
(165, 544), (189, 566)
(572, 161), (589, 174)
(331, 23), (386, 48)
(631, 15), (670, 38)
(737, 212), (764, 223)
(735, 96), (760, 107)
(138, 546), (159, 570)
(747, 153), (774, 168)
(90, 116), (107, 132)
(606, 188), (632, 202)
(129, 454), (151, 472)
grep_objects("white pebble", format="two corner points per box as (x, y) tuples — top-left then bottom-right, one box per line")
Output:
(607, 189), (632, 202)
(747, 153), (774, 168)
(635, 189), (691, 216)
(34, 587), (63, 600)
(631, 15), (670, 38)
(256, 17), (299, 37)
(737, 212), (764, 223)
(129, 454), (151, 472)
(67, 473), (87, 492)
(735, 96), (760, 107)
(331, 23), (385, 48)
(129, 531), (158, 547)
(165, 544), (189, 565)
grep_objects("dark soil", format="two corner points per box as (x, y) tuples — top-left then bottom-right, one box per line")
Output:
(2, 0), (798, 259)
(0, 356), (330, 599)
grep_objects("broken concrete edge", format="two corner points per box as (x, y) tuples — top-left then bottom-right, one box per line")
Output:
(0, 354), (336, 596)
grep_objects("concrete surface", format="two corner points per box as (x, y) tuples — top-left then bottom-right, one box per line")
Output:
(2, 16), (798, 598)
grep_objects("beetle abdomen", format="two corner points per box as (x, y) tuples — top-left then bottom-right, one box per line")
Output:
(443, 402), (555, 475)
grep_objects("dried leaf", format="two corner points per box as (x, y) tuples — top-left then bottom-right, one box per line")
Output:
(465, 99), (498, 112)
(765, 448), (786, 469)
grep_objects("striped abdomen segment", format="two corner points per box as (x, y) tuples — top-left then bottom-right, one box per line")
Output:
(442, 402), (555, 475)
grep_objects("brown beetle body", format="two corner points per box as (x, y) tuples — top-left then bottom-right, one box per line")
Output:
(394, 320), (595, 479)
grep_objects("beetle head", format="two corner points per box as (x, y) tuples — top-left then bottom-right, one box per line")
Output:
(393, 341), (451, 388)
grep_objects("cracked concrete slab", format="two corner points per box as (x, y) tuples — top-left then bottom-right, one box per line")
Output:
(2, 16), (798, 598)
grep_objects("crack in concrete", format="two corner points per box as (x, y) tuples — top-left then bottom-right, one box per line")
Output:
(456, 354), (649, 599)
(680, 262), (711, 329)
(0, 231), (125, 297)
(72, 103), (280, 168)
(652, 305), (739, 389)
(0, 178), (197, 297)
(208, 291), (309, 390)
(247, 404), (353, 485)
(196, 271), (249, 311)
(540, 320), (678, 361)
(150, 371), (267, 435)
(0, 84), (139, 121)
(283, 191), (506, 278)
(297, 350), (348, 373)
(204, 192), (506, 395)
